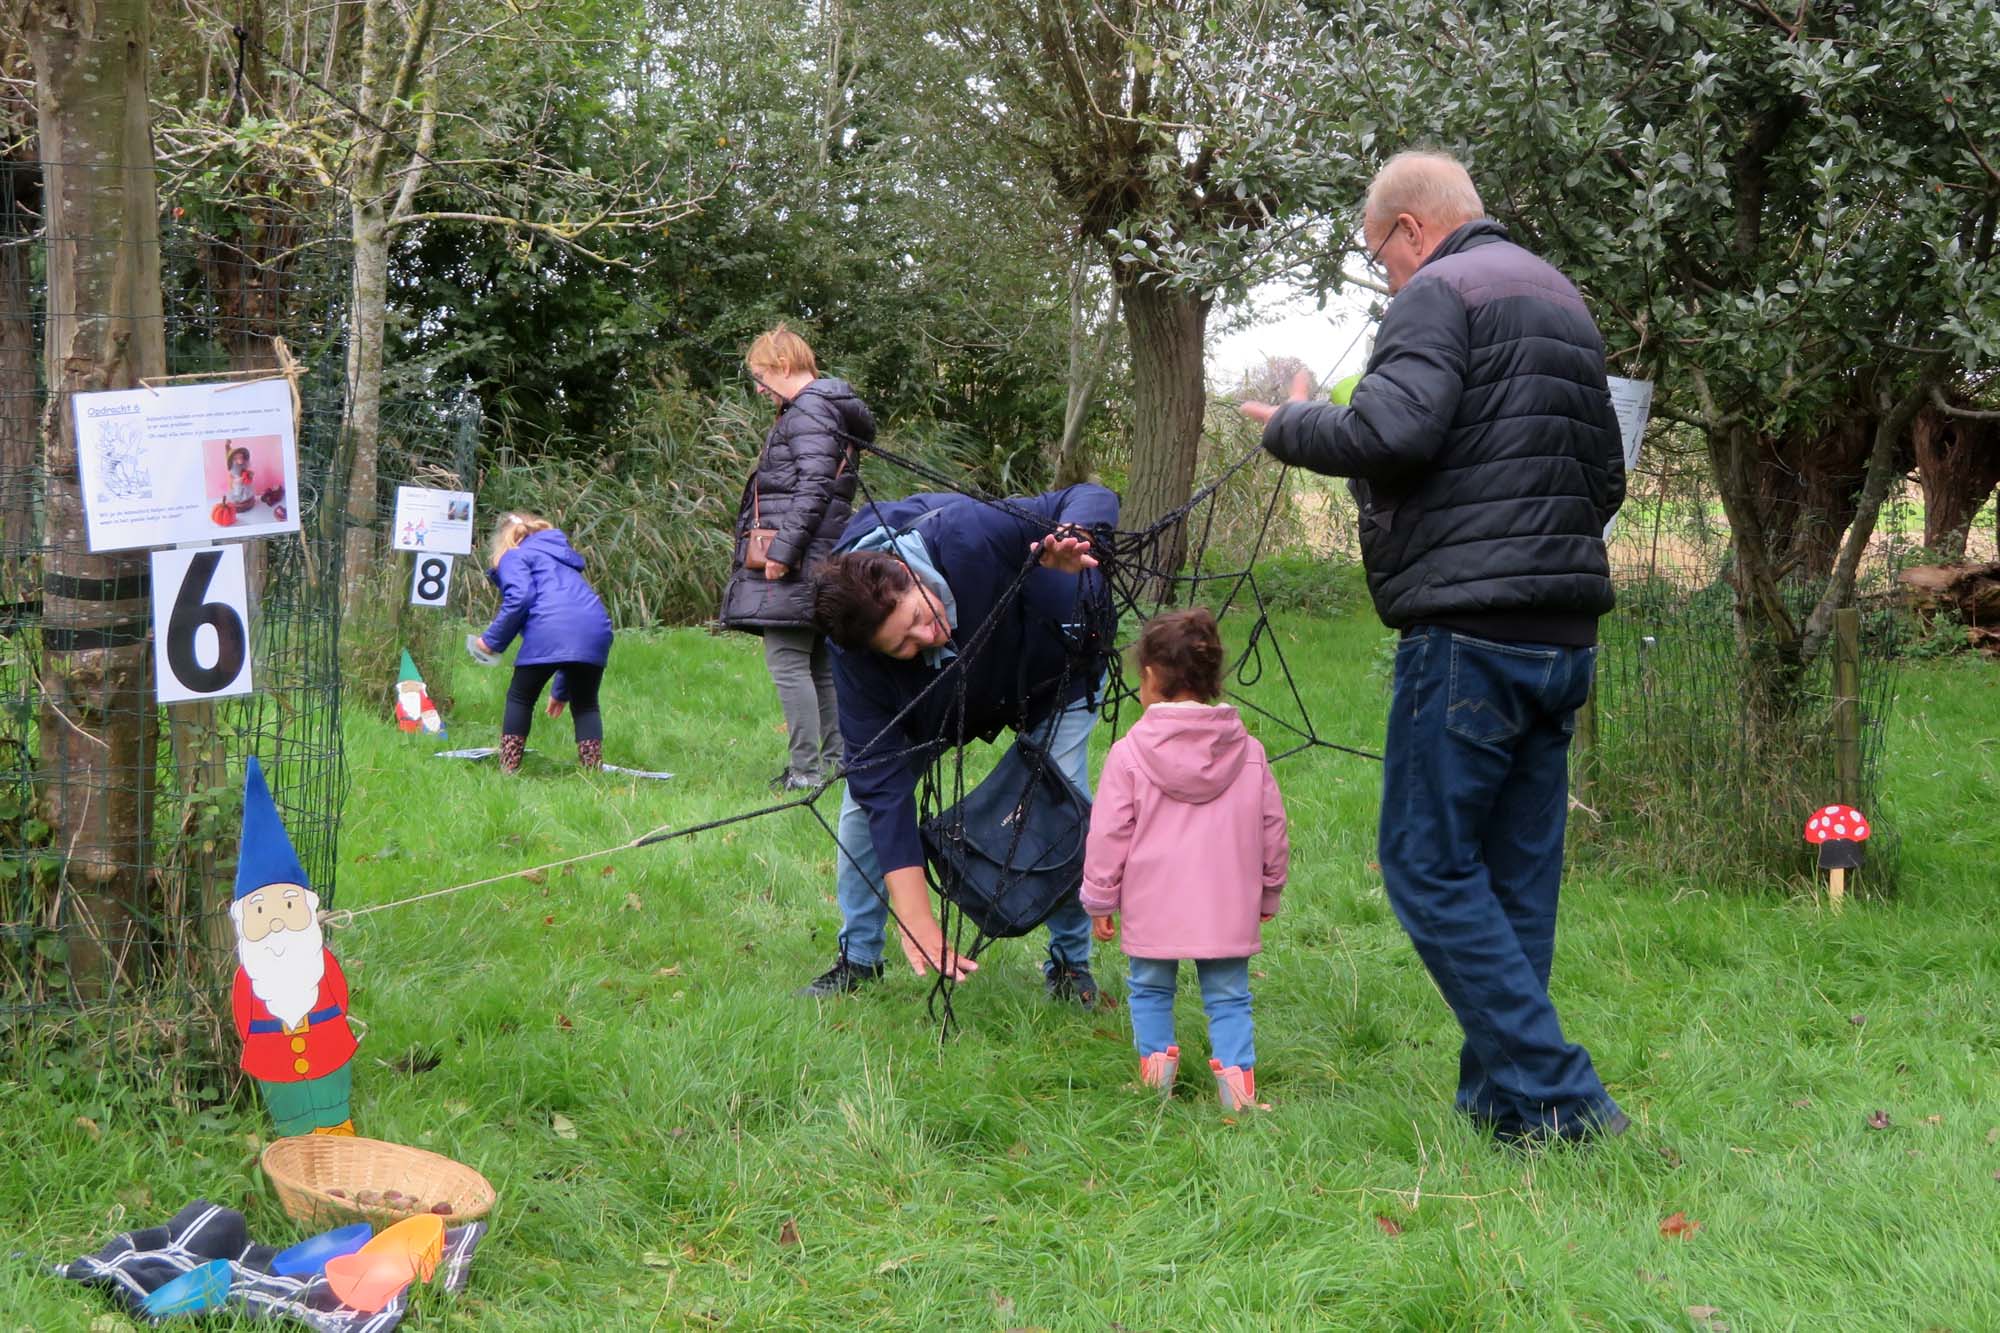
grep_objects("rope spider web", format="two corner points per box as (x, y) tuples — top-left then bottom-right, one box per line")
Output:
(795, 430), (1384, 1033)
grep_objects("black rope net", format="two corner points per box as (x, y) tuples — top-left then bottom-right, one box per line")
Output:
(591, 424), (1380, 1038)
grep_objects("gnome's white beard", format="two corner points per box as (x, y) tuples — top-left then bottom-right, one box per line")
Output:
(234, 904), (326, 1030)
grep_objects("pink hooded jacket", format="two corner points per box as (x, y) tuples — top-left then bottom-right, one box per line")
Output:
(1080, 702), (1289, 960)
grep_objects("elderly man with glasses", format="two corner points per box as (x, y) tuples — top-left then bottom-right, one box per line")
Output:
(1242, 150), (1629, 1145)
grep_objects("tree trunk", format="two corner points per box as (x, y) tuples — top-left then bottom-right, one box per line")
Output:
(0, 149), (39, 573)
(1118, 272), (1210, 596)
(337, 0), (438, 592)
(341, 197), (388, 591)
(1912, 402), (2000, 562)
(25, 0), (167, 1000)
(1050, 256), (1120, 488)
(1706, 419), (1805, 713)
(1779, 414), (1876, 580)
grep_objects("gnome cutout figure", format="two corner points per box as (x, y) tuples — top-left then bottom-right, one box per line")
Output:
(393, 649), (446, 737)
(231, 757), (359, 1136)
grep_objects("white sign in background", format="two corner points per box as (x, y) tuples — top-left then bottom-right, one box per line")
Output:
(409, 553), (455, 608)
(391, 486), (475, 555)
(150, 545), (254, 704)
(1606, 376), (1653, 472)
(74, 378), (301, 552)
(1604, 375), (1654, 540)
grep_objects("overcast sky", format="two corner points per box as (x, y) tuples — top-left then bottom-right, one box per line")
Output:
(1207, 282), (1378, 394)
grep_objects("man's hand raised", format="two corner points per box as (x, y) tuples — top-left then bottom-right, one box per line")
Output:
(1238, 368), (1315, 426)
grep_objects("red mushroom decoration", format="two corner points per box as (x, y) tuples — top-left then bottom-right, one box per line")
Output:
(1803, 803), (1870, 909)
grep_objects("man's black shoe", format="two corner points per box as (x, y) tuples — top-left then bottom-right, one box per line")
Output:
(795, 955), (885, 998)
(1044, 962), (1099, 1007)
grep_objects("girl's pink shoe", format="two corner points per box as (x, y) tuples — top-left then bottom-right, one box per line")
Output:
(1211, 1060), (1269, 1111)
(1139, 1045), (1180, 1092)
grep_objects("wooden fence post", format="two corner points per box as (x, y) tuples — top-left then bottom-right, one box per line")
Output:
(1573, 671), (1600, 801)
(1832, 607), (1862, 812)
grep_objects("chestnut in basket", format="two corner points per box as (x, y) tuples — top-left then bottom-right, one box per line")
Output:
(431, 1203), (453, 1216)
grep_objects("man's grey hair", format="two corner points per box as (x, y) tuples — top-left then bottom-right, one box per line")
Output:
(1364, 151), (1485, 230)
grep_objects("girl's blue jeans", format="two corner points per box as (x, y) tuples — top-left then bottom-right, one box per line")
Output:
(1127, 956), (1254, 1069)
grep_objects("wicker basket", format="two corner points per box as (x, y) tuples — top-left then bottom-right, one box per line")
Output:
(261, 1135), (495, 1230)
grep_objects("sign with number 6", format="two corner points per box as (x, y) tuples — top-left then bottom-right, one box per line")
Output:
(151, 545), (253, 703)
(410, 553), (454, 607)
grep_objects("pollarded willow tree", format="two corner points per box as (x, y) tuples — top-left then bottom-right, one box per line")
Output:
(914, 0), (1367, 573)
(1335, 0), (2000, 694)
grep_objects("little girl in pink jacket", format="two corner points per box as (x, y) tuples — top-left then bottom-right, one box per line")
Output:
(1082, 608), (1290, 1110)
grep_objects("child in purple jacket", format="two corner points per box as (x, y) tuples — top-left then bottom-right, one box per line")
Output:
(1082, 608), (1290, 1110)
(474, 512), (614, 774)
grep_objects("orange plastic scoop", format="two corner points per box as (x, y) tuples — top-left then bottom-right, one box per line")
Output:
(325, 1213), (445, 1313)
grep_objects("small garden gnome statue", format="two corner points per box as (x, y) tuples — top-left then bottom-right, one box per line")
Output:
(230, 756), (359, 1135)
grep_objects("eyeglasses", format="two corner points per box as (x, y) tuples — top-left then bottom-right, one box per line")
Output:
(1360, 223), (1394, 281)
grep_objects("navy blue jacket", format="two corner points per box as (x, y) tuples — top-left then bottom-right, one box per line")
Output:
(1262, 220), (1624, 640)
(832, 484), (1119, 874)
(482, 530), (614, 681)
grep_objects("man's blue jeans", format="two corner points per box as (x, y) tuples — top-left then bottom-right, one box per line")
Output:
(1127, 956), (1254, 1069)
(1379, 627), (1620, 1138)
(833, 692), (1096, 970)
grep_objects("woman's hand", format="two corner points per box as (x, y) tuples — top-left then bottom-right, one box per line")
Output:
(884, 866), (977, 981)
(546, 698), (566, 718)
(474, 637), (492, 655)
(1092, 914), (1118, 942)
(1033, 527), (1098, 574)
(763, 560), (790, 581)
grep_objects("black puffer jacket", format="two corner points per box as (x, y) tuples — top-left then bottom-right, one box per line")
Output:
(1262, 221), (1625, 640)
(719, 378), (874, 632)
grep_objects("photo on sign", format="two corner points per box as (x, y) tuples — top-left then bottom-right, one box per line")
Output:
(75, 379), (301, 551)
(203, 434), (290, 531)
(392, 486), (475, 556)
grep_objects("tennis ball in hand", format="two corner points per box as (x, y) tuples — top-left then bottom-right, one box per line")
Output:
(1328, 373), (1363, 406)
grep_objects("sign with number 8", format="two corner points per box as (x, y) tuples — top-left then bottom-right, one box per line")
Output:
(410, 553), (454, 607)
(151, 545), (253, 703)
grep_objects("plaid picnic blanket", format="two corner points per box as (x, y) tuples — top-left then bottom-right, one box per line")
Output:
(54, 1199), (487, 1330)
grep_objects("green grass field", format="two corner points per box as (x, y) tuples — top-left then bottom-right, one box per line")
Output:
(5, 590), (1999, 1331)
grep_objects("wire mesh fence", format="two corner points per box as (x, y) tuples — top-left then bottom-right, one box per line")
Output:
(0, 158), (350, 1079)
(336, 389), (482, 721)
(1577, 437), (1920, 894)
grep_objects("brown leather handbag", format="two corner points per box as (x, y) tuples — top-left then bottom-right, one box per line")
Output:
(742, 487), (778, 571)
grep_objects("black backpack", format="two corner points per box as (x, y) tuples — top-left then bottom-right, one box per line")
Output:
(919, 737), (1090, 941)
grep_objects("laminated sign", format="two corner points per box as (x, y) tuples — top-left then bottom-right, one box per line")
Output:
(74, 378), (301, 551)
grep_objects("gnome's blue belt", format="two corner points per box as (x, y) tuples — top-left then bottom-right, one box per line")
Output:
(247, 1003), (343, 1034)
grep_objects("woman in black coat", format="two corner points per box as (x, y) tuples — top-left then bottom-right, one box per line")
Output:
(720, 326), (875, 790)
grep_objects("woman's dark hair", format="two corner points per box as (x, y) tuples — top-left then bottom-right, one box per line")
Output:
(1136, 607), (1224, 702)
(811, 551), (914, 650)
